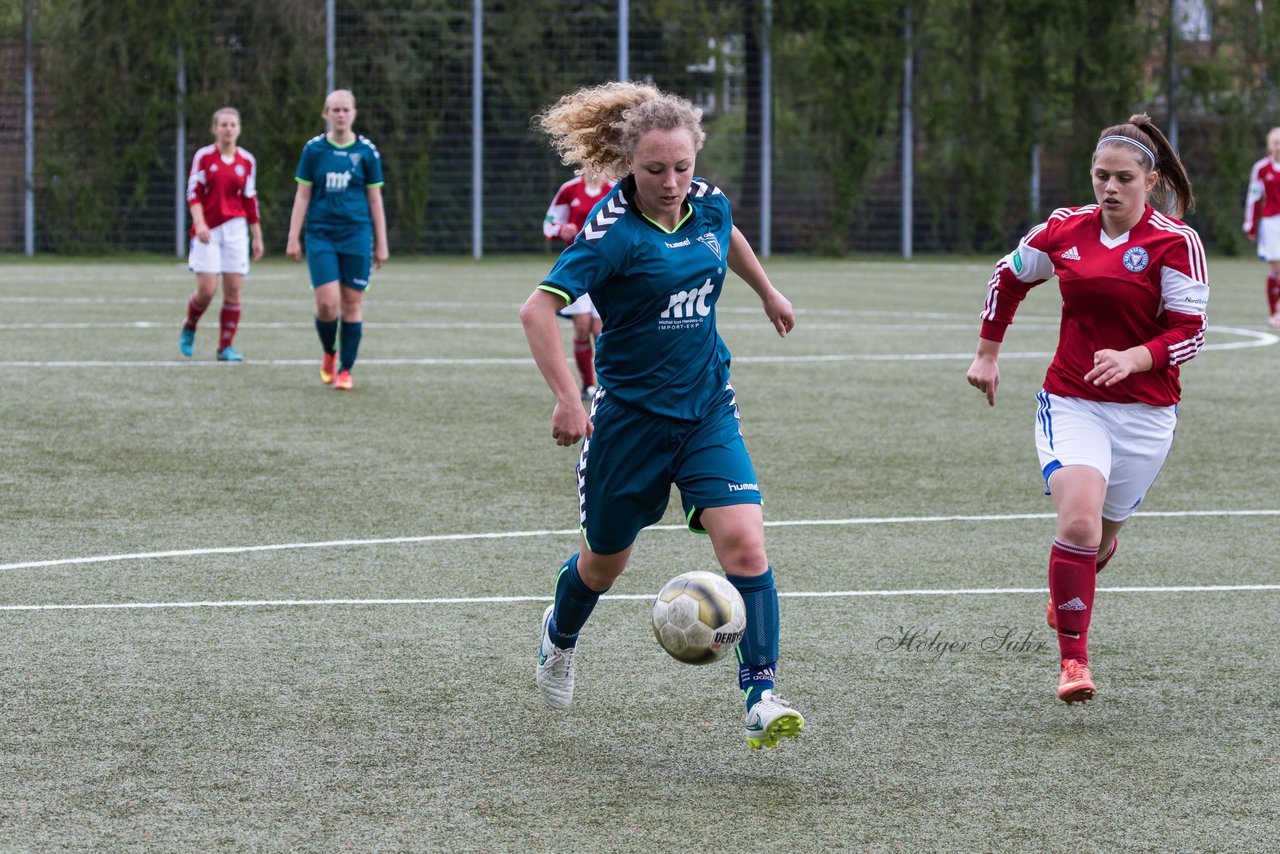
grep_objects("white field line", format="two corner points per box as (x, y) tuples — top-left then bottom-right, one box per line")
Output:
(3, 583), (1279, 612)
(2, 326), (1272, 368)
(0, 320), (1062, 332)
(0, 294), (520, 309)
(3, 508), (1278, 573)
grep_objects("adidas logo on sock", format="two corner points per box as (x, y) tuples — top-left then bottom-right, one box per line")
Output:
(1061, 246), (1081, 261)
(1057, 597), (1088, 611)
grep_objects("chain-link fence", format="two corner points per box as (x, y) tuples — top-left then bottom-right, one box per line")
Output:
(3, 1), (1278, 258)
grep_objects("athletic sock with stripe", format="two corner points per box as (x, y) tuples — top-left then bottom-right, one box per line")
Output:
(1049, 539), (1098, 663)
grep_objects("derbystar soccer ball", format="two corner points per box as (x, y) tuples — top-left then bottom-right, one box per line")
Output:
(651, 571), (746, 665)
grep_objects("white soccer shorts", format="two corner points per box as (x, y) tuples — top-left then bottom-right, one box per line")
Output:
(188, 218), (250, 274)
(1257, 215), (1280, 262)
(1033, 390), (1177, 521)
(558, 293), (599, 318)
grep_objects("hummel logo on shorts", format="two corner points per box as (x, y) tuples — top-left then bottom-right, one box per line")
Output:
(1057, 597), (1088, 611)
(1061, 246), (1081, 261)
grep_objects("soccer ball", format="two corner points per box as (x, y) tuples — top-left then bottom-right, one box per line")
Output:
(651, 571), (746, 665)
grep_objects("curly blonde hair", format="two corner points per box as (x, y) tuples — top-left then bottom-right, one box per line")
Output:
(535, 81), (705, 179)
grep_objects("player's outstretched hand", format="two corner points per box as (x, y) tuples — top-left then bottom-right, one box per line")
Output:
(761, 289), (795, 338)
(1085, 347), (1146, 387)
(966, 356), (1000, 407)
(559, 223), (579, 242)
(550, 398), (592, 447)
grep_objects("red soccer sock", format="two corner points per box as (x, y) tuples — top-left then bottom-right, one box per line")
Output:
(573, 339), (595, 387)
(185, 296), (209, 331)
(1267, 274), (1280, 315)
(1095, 537), (1118, 573)
(219, 303), (241, 351)
(1049, 539), (1099, 664)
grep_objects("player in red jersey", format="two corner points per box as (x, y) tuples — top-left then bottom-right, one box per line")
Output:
(1242, 127), (1280, 327)
(181, 107), (264, 361)
(543, 170), (613, 399)
(966, 113), (1207, 705)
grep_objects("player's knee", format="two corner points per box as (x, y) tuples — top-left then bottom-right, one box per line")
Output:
(578, 547), (630, 590)
(1057, 512), (1102, 549)
(718, 536), (768, 576)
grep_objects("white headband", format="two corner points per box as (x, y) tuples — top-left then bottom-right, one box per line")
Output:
(1096, 135), (1155, 166)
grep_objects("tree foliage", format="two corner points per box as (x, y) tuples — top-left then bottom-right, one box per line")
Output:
(17, 0), (1280, 255)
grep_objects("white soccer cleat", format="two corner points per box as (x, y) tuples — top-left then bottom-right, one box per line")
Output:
(743, 689), (804, 749)
(535, 604), (576, 709)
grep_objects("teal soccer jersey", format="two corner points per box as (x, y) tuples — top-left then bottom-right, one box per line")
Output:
(540, 176), (733, 421)
(294, 134), (385, 230)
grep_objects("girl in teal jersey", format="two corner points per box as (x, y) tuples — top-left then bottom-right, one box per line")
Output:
(286, 89), (388, 391)
(520, 81), (803, 749)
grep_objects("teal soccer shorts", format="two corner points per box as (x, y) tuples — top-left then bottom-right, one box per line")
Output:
(576, 383), (762, 555)
(305, 226), (373, 290)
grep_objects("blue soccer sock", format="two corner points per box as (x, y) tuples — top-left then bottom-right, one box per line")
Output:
(338, 321), (362, 371)
(549, 553), (608, 649)
(728, 567), (780, 710)
(314, 317), (338, 355)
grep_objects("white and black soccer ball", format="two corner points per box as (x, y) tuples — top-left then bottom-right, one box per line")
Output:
(651, 571), (746, 665)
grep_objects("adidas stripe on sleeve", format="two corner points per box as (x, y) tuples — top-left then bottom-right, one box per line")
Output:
(979, 209), (1070, 342)
(1146, 210), (1208, 370)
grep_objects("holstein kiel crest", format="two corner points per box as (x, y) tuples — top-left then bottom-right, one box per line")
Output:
(1122, 246), (1149, 272)
(697, 232), (722, 261)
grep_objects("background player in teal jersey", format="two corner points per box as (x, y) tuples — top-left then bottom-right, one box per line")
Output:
(286, 89), (388, 391)
(520, 81), (803, 749)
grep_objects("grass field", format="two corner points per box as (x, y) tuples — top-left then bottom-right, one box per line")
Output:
(1, 254), (1277, 852)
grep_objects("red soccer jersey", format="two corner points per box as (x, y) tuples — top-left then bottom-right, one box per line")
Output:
(980, 204), (1208, 407)
(1243, 156), (1280, 234)
(187, 144), (260, 236)
(543, 175), (614, 240)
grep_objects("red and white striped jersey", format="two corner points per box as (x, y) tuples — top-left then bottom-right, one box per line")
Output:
(980, 204), (1208, 407)
(1243, 156), (1280, 234)
(543, 175), (614, 240)
(187, 144), (259, 236)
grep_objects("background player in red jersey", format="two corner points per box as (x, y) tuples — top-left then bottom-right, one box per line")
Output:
(181, 107), (264, 361)
(1242, 126), (1280, 328)
(966, 113), (1207, 705)
(542, 170), (613, 399)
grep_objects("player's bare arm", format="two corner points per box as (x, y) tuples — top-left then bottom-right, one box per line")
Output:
(249, 223), (264, 261)
(519, 289), (592, 446)
(727, 225), (794, 337)
(1085, 345), (1154, 387)
(367, 186), (389, 268)
(966, 337), (1002, 407)
(190, 202), (211, 243)
(285, 183), (312, 261)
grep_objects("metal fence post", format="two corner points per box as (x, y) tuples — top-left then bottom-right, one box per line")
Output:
(176, 43), (186, 258)
(24, 0), (35, 256)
